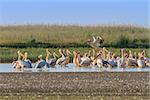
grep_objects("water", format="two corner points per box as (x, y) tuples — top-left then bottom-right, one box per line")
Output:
(0, 63), (150, 72)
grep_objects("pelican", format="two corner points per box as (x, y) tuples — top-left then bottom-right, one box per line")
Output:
(88, 49), (96, 66)
(56, 49), (66, 65)
(137, 52), (145, 68)
(107, 52), (117, 67)
(90, 49), (95, 61)
(102, 47), (109, 60)
(145, 58), (150, 67)
(87, 50), (92, 58)
(96, 52), (111, 68)
(12, 51), (32, 69)
(96, 47), (111, 68)
(56, 49), (71, 67)
(126, 51), (138, 68)
(141, 50), (150, 67)
(46, 49), (58, 67)
(12, 51), (23, 69)
(87, 35), (104, 49)
(73, 51), (78, 66)
(117, 49), (127, 68)
(96, 53), (103, 68)
(35, 55), (50, 68)
(90, 49), (97, 66)
(81, 52), (91, 65)
(73, 51), (91, 67)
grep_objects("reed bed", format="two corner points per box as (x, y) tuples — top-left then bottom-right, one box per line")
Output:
(0, 25), (149, 48)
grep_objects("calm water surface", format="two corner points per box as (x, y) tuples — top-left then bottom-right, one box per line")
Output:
(0, 63), (150, 72)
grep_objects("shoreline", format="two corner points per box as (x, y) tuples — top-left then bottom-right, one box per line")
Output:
(0, 72), (149, 96)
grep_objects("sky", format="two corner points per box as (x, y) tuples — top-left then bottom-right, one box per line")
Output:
(0, 0), (149, 27)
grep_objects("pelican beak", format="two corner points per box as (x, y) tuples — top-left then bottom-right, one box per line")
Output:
(38, 55), (42, 58)
(53, 52), (59, 58)
(46, 49), (51, 55)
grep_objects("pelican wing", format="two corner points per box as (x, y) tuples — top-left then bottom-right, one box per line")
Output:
(47, 58), (57, 66)
(35, 60), (49, 68)
(56, 57), (67, 65)
(108, 60), (117, 67)
(128, 58), (137, 66)
(92, 36), (96, 43)
(21, 60), (32, 68)
(137, 60), (145, 67)
(80, 57), (91, 66)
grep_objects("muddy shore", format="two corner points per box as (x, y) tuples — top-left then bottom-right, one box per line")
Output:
(0, 72), (149, 96)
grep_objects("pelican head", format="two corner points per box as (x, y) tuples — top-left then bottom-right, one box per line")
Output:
(73, 51), (77, 56)
(24, 52), (28, 55)
(17, 50), (21, 55)
(66, 49), (71, 55)
(24, 52), (28, 59)
(97, 35), (104, 43)
(38, 55), (43, 60)
(59, 49), (62, 53)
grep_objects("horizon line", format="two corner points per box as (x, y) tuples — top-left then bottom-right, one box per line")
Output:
(0, 23), (149, 28)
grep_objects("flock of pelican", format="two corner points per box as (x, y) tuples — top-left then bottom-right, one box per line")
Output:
(12, 47), (150, 69)
(12, 35), (149, 69)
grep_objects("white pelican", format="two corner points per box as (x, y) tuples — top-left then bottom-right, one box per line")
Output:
(117, 49), (127, 68)
(145, 58), (150, 67)
(56, 49), (71, 67)
(87, 35), (104, 48)
(96, 53), (104, 68)
(126, 51), (138, 68)
(96, 52), (111, 68)
(35, 55), (50, 68)
(90, 49), (97, 66)
(46, 49), (58, 67)
(90, 49), (95, 61)
(12, 51), (32, 69)
(81, 52), (91, 65)
(73, 51), (91, 67)
(107, 52), (117, 67)
(137, 52), (145, 68)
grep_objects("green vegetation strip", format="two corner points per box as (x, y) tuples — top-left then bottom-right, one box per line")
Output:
(0, 47), (149, 63)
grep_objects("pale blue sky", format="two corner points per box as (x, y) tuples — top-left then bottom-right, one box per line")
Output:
(0, 0), (149, 27)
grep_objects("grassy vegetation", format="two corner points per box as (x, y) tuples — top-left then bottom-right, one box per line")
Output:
(0, 25), (149, 63)
(0, 47), (149, 63)
(0, 25), (149, 48)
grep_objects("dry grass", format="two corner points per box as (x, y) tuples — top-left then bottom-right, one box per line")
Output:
(0, 25), (149, 48)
